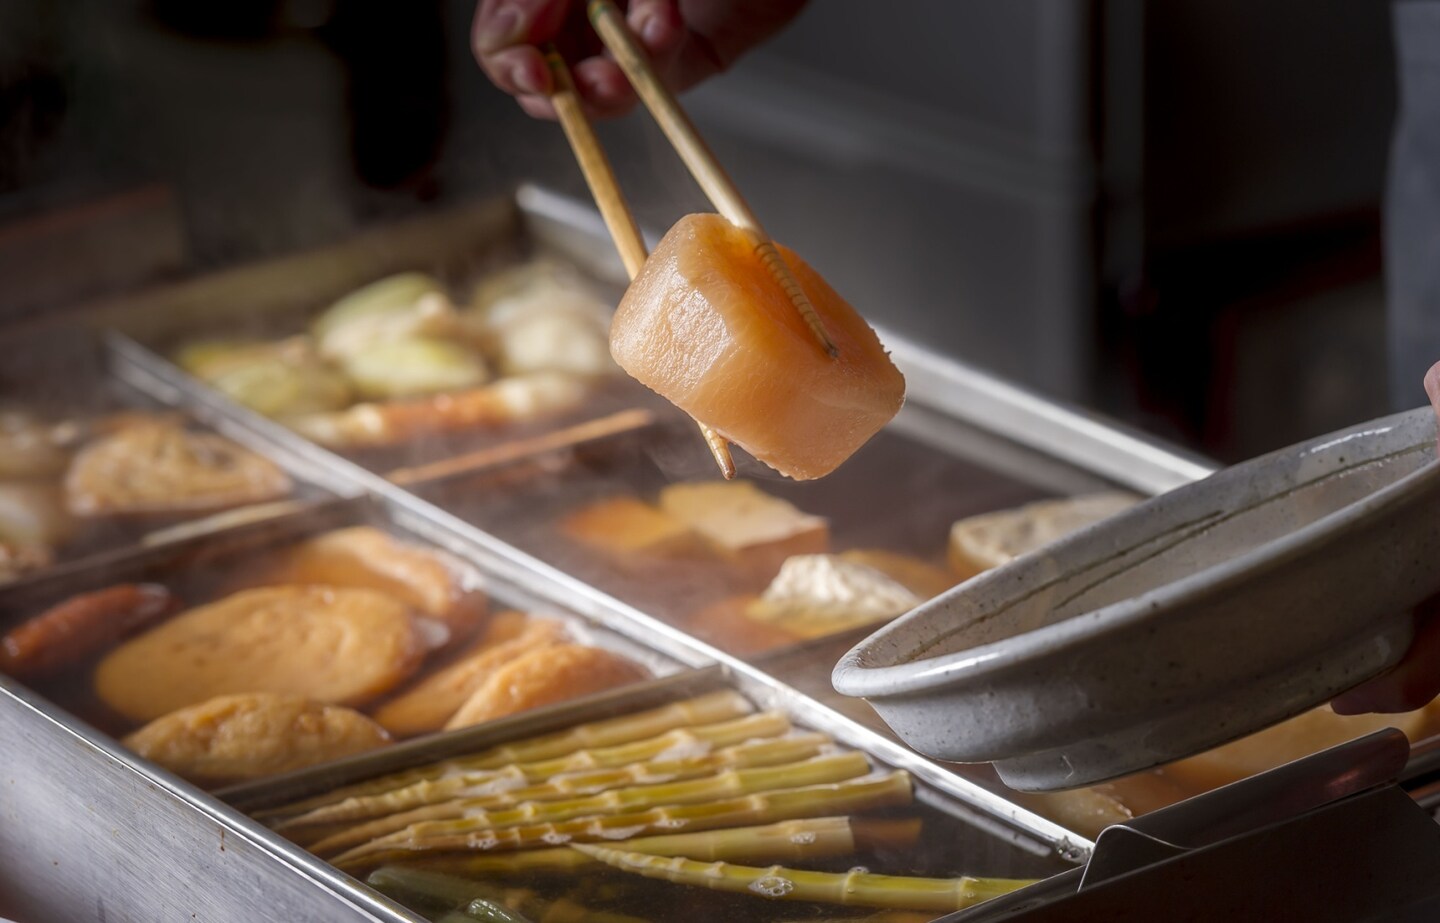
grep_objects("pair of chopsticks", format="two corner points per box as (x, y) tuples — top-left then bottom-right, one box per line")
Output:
(546, 0), (838, 479)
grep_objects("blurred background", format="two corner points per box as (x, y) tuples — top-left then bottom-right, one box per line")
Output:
(0, 0), (1399, 463)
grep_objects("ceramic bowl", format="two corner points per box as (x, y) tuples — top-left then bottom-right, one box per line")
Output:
(833, 407), (1440, 792)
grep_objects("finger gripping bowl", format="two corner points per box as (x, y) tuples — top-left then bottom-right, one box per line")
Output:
(832, 408), (1440, 792)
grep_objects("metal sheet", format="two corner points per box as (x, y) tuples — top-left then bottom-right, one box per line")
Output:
(0, 675), (421, 923)
(0, 326), (339, 593)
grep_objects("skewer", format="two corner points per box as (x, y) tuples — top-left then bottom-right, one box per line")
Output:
(140, 498), (320, 547)
(585, 0), (839, 360)
(545, 47), (736, 479)
(385, 407), (657, 486)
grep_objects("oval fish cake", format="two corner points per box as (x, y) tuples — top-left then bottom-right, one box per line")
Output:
(262, 526), (486, 630)
(444, 643), (651, 730)
(64, 420), (292, 517)
(370, 613), (569, 737)
(94, 586), (425, 722)
(124, 692), (392, 788)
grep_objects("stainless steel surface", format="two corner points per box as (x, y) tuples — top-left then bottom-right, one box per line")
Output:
(111, 328), (1105, 864)
(1403, 734), (1440, 811)
(0, 675), (421, 923)
(0, 185), (1273, 920)
(1080, 728), (1409, 879)
(0, 326), (340, 593)
(942, 730), (1440, 921)
(880, 328), (1217, 495)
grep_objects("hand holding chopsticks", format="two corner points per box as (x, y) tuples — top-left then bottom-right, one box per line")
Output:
(470, 1), (810, 121)
(585, 0), (838, 358)
(541, 4), (844, 477)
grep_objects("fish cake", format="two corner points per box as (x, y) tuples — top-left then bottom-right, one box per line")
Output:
(262, 526), (485, 630)
(124, 693), (391, 788)
(444, 643), (650, 730)
(64, 420), (291, 517)
(370, 613), (568, 737)
(95, 586), (424, 722)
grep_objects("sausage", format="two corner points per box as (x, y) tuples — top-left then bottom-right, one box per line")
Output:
(0, 583), (179, 681)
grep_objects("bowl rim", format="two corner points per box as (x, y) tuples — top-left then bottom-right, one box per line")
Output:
(833, 406), (1440, 699)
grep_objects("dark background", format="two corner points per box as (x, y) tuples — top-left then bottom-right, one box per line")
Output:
(0, 0), (1401, 463)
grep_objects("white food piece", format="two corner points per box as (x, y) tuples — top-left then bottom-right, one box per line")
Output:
(659, 482), (827, 559)
(339, 337), (490, 399)
(0, 480), (76, 548)
(0, 411), (73, 479)
(745, 554), (922, 637)
(312, 273), (462, 361)
(469, 259), (611, 329)
(949, 491), (1141, 576)
(468, 259), (617, 376)
(490, 308), (614, 377)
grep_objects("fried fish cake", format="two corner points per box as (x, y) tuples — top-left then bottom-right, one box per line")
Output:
(263, 526), (486, 631)
(443, 643), (650, 731)
(124, 693), (392, 787)
(64, 420), (291, 517)
(370, 612), (568, 737)
(95, 586), (424, 722)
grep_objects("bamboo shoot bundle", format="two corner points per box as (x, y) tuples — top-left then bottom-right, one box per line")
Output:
(258, 691), (751, 822)
(306, 733), (832, 855)
(333, 771), (913, 870)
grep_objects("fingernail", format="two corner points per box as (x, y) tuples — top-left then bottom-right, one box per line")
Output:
(1330, 697), (1363, 716)
(641, 13), (666, 47)
(479, 6), (520, 50)
(1425, 362), (1440, 403)
(510, 60), (543, 95)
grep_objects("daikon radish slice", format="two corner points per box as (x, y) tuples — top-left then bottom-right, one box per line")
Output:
(610, 214), (904, 479)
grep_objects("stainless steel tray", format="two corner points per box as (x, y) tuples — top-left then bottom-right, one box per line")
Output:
(91, 190), (1228, 825)
(84, 189), (676, 479)
(11, 186), (1391, 921)
(0, 490), (707, 923)
(0, 492), (689, 752)
(221, 665), (1080, 923)
(0, 325), (340, 591)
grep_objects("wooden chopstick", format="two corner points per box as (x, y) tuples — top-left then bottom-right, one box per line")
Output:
(545, 47), (648, 279)
(545, 47), (737, 480)
(586, 0), (839, 359)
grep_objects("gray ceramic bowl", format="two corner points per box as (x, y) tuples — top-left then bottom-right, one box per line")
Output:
(833, 407), (1440, 792)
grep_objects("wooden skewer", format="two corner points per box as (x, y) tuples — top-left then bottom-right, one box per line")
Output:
(545, 47), (736, 480)
(386, 407), (657, 486)
(586, 0), (839, 360)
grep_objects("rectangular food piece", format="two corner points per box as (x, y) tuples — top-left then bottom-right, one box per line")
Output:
(558, 496), (707, 559)
(610, 214), (905, 479)
(658, 481), (829, 583)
